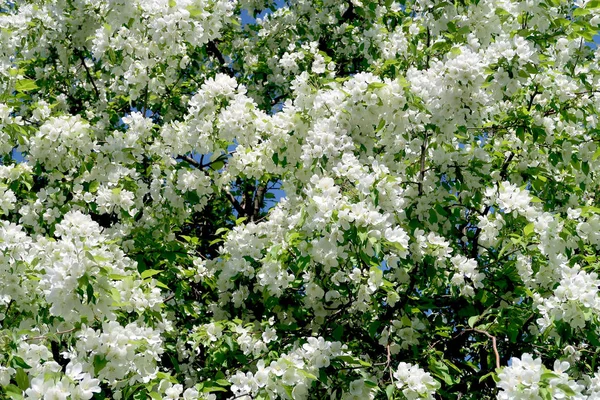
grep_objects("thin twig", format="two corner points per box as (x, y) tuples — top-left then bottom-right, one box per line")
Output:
(25, 327), (77, 342)
(142, 79), (149, 117)
(386, 343), (394, 383)
(418, 134), (429, 196)
(528, 84), (539, 111)
(164, 293), (176, 303)
(76, 49), (100, 99)
(4, 299), (13, 316)
(177, 153), (230, 170)
(230, 392), (254, 400)
(471, 152), (514, 258)
(224, 187), (245, 216)
(470, 329), (501, 370)
(571, 38), (584, 76)
(252, 183), (267, 222)
(430, 328), (501, 370)
(177, 155), (202, 168)
(396, 262), (421, 313)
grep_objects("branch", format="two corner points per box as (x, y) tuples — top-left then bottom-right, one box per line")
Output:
(528, 85), (539, 112)
(4, 299), (12, 317)
(395, 262), (421, 313)
(25, 327), (77, 342)
(21, 117), (41, 127)
(432, 328), (501, 371)
(471, 152), (514, 258)
(177, 153), (230, 170)
(339, 2), (355, 24)
(206, 40), (225, 65)
(164, 293), (176, 303)
(418, 134), (429, 196)
(251, 183), (267, 222)
(469, 329), (501, 370)
(206, 40), (234, 77)
(204, 153), (229, 170)
(76, 48), (100, 99)
(224, 187), (245, 216)
(574, 90), (600, 95)
(324, 283), (354, 328)
(385, 342), (394, 383)
(177, 153), (244, 216)
(425, 27), (431, 67)
(571, 38), (584, 76)
(142, 78), (149, 116)
(230, 392), (254, 400)
(177, 155), (202, 168)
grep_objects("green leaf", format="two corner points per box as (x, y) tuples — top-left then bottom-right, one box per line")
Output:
(153, 280), (169, 290)
(539, 387), (552, 400)
(15, 79), (38, 92)
(532, 127), (545, 143)
(132, 390), (148, 400)
(186, 6), (203, 18)
(468, 315), (479, 328)
(587, 0), (600, 8)
(430, 40), (447, 52)
(86, 282), (95, 304)
(523, 223), (535, 236)
(149, 392), (162, 400)
(85, 251), (96, 262)
(367, 82), (386, 90)
(93, 355), (108, 374)
(540, 372), (559, 380)
(582, 161), (590, 175)
(214, 227), (229, 236)
(429, 358), (453, 385)
(479, 371), (497, 383)
(89, 181), (100, 193)
(336, 355), (371, 367)
(556, 384), (576, 396)
(141, 269), (162, 279)
(332, 325), (344, 341)
(368, 321), (381, 338)
(370, 265), (383, 280)
(554, 18), (570, 27)
(516, 126), (525, 142)
(282, 385), (294, 398)
(168, 0), (176, 6)
(386, 384), (395, 399)
(10, 357), (31, 370)
(210, 160), (225, 170)
(4, 384), (24, 400)
(297, 369), (318, 380)
(15, 368), (29, 390)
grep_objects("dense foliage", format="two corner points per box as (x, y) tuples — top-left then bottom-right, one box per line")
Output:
(1, 0), (600, 399)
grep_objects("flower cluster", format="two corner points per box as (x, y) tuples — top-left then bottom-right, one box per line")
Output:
(1, 0), (600, 398)
(497, 354), (585, 400)
(393, 362), (440, 400)
(229, 337), (349, 399)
